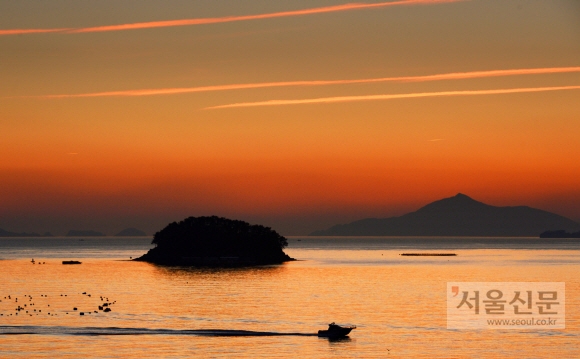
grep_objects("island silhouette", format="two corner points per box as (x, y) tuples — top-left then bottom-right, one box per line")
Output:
(114, 228), (147, 236)
(135, 216), (293, 266)
(0, 228), (52, 237)
(310, 193), (580, 237)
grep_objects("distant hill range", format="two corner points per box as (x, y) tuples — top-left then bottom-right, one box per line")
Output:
(66, 230), (105, 237)
(0, 228), (53, 237)
(114, 228), (147, 236)
(310, 193), (580, 237)
(540, 230), (580, 238)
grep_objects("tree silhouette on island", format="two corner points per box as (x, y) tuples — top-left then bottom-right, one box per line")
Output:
(135, 216), (294, 266)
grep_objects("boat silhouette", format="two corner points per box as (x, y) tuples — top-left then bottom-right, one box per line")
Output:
(317, 322), (356, 338)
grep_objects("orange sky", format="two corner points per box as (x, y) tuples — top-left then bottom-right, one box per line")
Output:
(1, 0), (579, 235)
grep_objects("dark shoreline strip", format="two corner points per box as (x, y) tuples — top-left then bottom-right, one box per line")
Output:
(400, 253), (457, 256)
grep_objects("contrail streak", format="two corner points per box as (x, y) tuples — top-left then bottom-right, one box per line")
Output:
(70, 0), (460, 33)
(0, 28), (72, 36)
(388, 67), (580, 82)
(34, 66), (580, 99)
(205, 85), (580, 109)
(0, 0), (462, 36)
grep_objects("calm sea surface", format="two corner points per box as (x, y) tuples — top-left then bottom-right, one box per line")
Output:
(0, 236), (579, 358)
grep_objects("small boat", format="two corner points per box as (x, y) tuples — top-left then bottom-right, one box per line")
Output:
(62, 260), (82, 265)
(317, 322), (356, 338)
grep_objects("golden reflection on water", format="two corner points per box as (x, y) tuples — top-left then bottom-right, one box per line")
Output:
(0, 248), (578, 358)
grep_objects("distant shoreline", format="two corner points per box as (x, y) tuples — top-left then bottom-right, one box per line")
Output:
(0, 236), (151, 239)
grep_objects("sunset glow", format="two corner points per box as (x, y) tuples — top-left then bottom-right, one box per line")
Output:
(1, 0), (579, 235)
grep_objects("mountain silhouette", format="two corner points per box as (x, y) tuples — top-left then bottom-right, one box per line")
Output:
(310, 193), (580, 236)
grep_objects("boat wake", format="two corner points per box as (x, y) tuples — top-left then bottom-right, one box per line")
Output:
(0, 325), (318, 337)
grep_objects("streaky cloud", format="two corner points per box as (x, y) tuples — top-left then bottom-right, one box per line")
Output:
(70, 0), (460, 33)
(31, 66), (580, 99)
(0, 0), (462, 36)
(0, 28), (71, 36)
(205, 85), (580, 109)
(38, 82), (334, 99)
(390, 67), (580, 82)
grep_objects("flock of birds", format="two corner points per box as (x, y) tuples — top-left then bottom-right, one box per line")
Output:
(1, 264), (118, 317)
(1, 292), (117, 317)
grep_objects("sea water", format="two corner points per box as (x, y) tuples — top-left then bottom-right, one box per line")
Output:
(0, 236), (578, 358)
